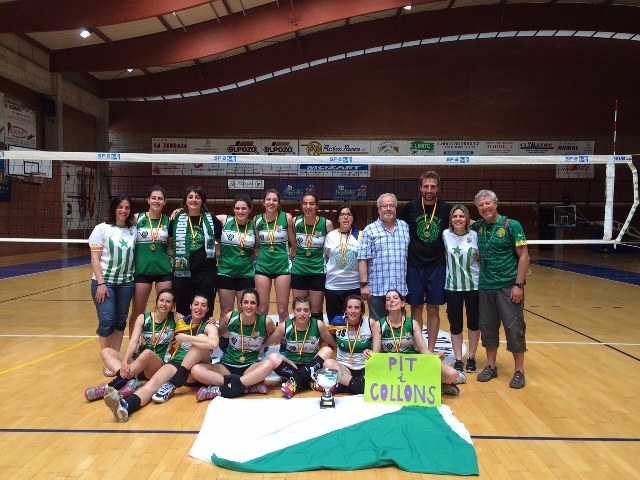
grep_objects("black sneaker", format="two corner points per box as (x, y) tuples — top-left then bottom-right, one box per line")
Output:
(466, 357), (477, 373)
(509, 370), (525, 389)
(453, 359), (464, 373)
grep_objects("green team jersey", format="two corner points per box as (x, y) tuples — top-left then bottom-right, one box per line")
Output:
(254, 212), (291, 275)
(169, 315), (208, 362)
(134, 213), (173, 276)
(291, 215), (329, 275)
(282, 318), (322, 364)
(135, 311), (177, 361)
(223, 311), (269, 366)
(218, 216), (255, 278)
(379, 316), (418, 354)
(471, 215), (527, 290)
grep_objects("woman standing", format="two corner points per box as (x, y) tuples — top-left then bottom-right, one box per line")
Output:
(264, 295), (336, 398)
(84, 289), (179, 401)
(253, 189), (296, 322)
(194, 288), (276, 400)
(216, 194), (256, 322)
(322, 295), (381, 394)
(323, 204), (361, 322)
(442, 204), (480, 374)
(377, 289), (462, 395)
(89, 195), (136, 376)
(128, 185), (173, 338)
(291, 193), (334, 322)
(172, 185), (222, 316)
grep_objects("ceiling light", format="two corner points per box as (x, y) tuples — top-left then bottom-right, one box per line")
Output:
(127, 69), (133, 73)
(79, 29), (92, 38)
(403, 5), (412, 10)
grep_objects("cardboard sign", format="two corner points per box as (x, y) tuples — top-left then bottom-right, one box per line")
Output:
(365, 353), (441, 407)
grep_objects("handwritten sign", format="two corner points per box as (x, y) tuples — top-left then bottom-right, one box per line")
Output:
(365, 353), (441, 407)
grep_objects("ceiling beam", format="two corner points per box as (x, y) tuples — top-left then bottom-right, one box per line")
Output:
(99, 3), (640, 99)
(0, 0), (213, 33)
(51, 0), (454, 72)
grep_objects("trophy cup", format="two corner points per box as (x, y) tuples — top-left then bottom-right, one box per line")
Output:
(313, 368), (339, 408)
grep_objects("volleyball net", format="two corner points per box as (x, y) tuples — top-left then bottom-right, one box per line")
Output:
(0, 150), (637, 254)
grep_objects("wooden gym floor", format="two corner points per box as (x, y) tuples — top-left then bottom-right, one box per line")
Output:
(0, 248), (639, 479)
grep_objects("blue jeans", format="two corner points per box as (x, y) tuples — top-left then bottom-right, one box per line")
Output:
(91, 280), (135, 337)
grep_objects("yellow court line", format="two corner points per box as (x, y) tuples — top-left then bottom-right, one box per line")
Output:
(0, 337), (95, 375)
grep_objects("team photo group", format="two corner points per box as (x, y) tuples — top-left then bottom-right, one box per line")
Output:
(85, 170), (529, 423)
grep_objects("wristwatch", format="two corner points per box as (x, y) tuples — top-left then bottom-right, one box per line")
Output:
(514, 282), (524, 289)
(359, 281), (368, 288)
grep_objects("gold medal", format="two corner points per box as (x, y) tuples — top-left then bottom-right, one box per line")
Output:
(150, 244), (156, 251)
(239, 355), (245, 363)
(348, 356), (354, 364)
(340, 257), (346, 265)
(269, 246), (274, 252)
(425, 231), (430, 238)
(191, 242), (196, 247)
(239, 249), (245, 256)
(305, 250), (311, 257)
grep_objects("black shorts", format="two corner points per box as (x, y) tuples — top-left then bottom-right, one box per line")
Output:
(255, 271), (290, 280)
(291, 273), (326, 291)
(134, 273), (173, 284)
(220, 363), (252, 376)
(217, 274), (254, 291)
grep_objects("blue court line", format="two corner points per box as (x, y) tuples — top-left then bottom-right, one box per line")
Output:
(0, 428), (638, 442)
(0, 255), (90, 280)
(530, 259), (640, 286)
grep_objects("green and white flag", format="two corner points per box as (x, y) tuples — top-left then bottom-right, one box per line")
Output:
(189, 396), (478, 475)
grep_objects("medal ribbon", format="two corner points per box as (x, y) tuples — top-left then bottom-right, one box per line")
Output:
(421, 198), (437, 236)
(240, 314), (258, 357)
(304, 216), (318, 249)
(147, 212), (162, 247)
(150, 311), (171, 349)
(234, 218), (248, 249)
(346, 319), (362, 360)
(339, 229), (351, 259)
(388, 315), (405, 353)
(263, 213), (277, 247)
(294, 319), (312, 359)
(188, 214), (202, 245)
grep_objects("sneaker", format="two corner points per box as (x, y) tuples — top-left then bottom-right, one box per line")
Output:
(104, 387), (129, 422)
(453, 359), (464, 373)
(281, 378), (298, 399)
(196, 385), (221, 402)
(84, 384), (108, 402)
(119, 378), (143, 398)
(466, 357), (477, 373)
(441, 383), (460, 396)
(151, 382), (176, 403)
(454, 371), (467, 385)
(509, 370), (525, 389)
(246, 382), (269, 395)
(477, 366), (498, 382)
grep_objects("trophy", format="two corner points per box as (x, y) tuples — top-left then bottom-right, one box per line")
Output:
(312, 368), (339, 408)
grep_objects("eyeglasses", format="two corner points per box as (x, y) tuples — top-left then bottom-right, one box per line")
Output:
(379, 204), (396, 209)
(338, 213), (353, 217)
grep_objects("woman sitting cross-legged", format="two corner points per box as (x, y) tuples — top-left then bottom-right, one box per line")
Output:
(84, 288), (179, 402)
(194, 288), (277, 401)
(262, 295), (336, 399)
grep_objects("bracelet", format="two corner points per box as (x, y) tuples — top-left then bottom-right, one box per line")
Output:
(97, 282), (105, 286)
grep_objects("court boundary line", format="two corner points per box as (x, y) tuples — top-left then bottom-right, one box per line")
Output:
(0, 279), (87, 304)
(0, 428), (638, 443)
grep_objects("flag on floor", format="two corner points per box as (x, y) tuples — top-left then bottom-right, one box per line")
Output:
(189, 395), (478, 475)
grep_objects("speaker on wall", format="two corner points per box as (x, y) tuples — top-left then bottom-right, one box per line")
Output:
(43, 98), (56, 118)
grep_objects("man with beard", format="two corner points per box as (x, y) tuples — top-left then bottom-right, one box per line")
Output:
(399, 171), (452, 353)
(358, 193), (410, 320)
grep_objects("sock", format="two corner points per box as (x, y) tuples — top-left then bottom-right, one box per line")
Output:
(126, 394), (142, 414)
(273, 362), (301, 383)
(168, 365), (190, 388)
(300, 355), (324, 386)
(108, 370), (127, 390)
(348, 376), (365, 394)
(219, 374), (244, 398)
(138, 372), (148, 381)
